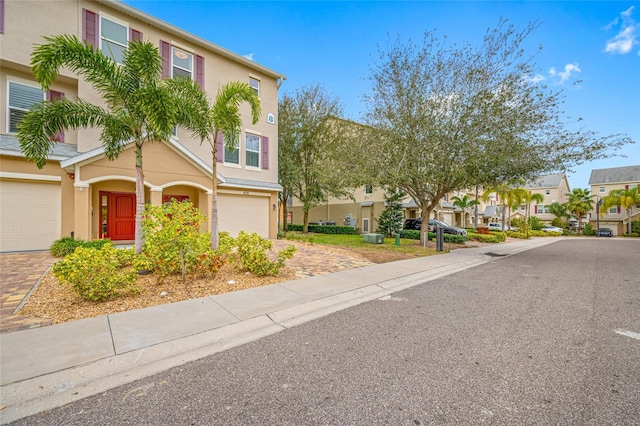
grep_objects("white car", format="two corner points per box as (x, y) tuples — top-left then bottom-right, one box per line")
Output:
(487, 223), (509, 231)
(541, 225), (563, 233)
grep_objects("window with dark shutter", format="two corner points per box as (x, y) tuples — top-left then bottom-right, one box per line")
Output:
(46, 90), (65, 142)
(261, 136), (269, 169)
(82, 9), (99, 47)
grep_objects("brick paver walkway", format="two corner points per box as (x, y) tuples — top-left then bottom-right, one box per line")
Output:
(0, 242), (373, 335)
(0, 251), (57, 334)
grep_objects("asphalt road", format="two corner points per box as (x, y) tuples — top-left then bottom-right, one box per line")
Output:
(13, 239), (639, 425)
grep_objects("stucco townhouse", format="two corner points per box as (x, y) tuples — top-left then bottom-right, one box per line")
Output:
(0, 0), (286, 252)
(588, 165), (640, 236)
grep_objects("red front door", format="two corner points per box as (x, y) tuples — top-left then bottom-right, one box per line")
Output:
(105, 192), (136, 241)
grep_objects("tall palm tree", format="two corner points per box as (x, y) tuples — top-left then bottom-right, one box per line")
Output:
(451, 194), (479, 228)
(521, 190), (545, 224)
(18, 35), (205, 254)
(601, 187), (640, 235)
(566, 188), (594, 233)
(190, 82), (261, 250)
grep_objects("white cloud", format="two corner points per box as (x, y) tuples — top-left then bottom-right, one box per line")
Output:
(525, 73), (545, 83)
(604, 6), (640, 54)
(549, 63), (581, 84)
(243, 53), (255, 61)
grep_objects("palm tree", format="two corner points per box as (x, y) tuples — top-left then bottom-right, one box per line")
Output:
(18, 35), (205, 254)
(601, 187), (640, 235)
(184, 81), (261, 250)
(451, 194), (479, 228)
(483, 184), (510, 230)
(549, 201), (571, 222)
(521, 190), (545, 225)
(566, 188), (594, 233)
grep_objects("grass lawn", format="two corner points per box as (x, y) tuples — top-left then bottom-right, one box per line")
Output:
(282, 232), (446, 263)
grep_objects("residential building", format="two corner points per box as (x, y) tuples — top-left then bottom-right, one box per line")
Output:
(0, 0), (285, 252)
(588, 165), (640, 236)
(517, 173), (571, 223)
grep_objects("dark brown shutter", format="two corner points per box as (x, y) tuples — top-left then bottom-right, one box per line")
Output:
(82, 9), (98, 47)
(160, 40), (171, 78)
(261, 136), (269, 169)
(0, 0), (5, 34)
(216, 132), (224, 163)
(129, 28), (142, 42)
(195, 54), (204, 88)
(46, 90), (65, 142)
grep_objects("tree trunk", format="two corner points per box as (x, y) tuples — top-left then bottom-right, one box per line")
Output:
(474, 186), (479, 228)
(210, 141), (219, 250)
(134, 144), (145, 255)
(627, 208), (633, 234)
(420, 204), (432, 245)
(303, 210), (309, 233)
(282, 201), (289, 232)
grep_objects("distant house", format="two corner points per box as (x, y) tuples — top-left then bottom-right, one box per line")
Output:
(519, 173), (571, 223)
(588, 165), (640, 235)
(0, 0), (285, 252)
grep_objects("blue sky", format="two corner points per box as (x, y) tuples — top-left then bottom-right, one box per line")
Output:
(124, 0), (639, 190)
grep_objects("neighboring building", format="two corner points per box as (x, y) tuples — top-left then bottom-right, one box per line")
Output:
(0, 0), (285, 252)
(588, 165), (640, 236)
(517, 173), (572, 223)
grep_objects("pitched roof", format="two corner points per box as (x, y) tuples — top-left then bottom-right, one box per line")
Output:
(588, 165), (640, 185)
(524, 173), (565, 189)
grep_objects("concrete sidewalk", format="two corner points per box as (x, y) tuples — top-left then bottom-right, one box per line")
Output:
(0, 237), (557, 424)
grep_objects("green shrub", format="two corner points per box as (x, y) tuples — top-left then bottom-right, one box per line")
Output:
(234, 231), (296, 276)
(52, 243), (139, 301)
(528, 216), (544, 231)
(469, 233), (499, 243)
(50, 237), (112, 257)
(141, 200), (226, 282)
(583, 223), (595, 236)
(632, 220), (640, 234)
(488, 231), (507, 242)
(506, 230), (529, 239)
(551, 217), (566, 229)
(287, 224), (357, 234)
(398, 229), (468, 243)
(282, 231), (315, 243)
(400, 230), (420, 240)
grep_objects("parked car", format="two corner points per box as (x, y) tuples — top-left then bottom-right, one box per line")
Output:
(487, 222), (509, 231)
(595, 227), (613, 237)
(541, 225), (563, 233)
(402, 219), (467, 235)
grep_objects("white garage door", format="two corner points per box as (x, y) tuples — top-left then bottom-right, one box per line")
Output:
(218, 194), (270, 238)
(0, 180), (61, 252)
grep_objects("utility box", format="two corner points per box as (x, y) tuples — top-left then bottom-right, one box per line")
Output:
(363, 233), (384, 244)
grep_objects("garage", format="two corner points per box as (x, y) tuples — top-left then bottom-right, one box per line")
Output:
(217, 193), (270, 238)
(0, 179), (62, 252)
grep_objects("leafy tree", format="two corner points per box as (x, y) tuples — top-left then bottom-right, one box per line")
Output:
(18, 35), (207, 254)
(377, 189), (406, 237)
(601, 187), (640, 235)
(363, 20), (633, 242)
(278, 84), (357, 232)
(451, 194), (479, 228)
(567, 188), (594, 233)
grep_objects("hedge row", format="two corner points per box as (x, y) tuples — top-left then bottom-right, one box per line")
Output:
(399, 229), (468, 244)
(286, 224), (358, 235)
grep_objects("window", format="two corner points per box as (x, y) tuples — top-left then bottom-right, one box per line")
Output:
(364, 185), (373, 194)
(172, 46), (193, 79)
(535, 205), (544, 214)
(544, 205), (550, 214)
(100, 16), (128, 64)
(599, 186), (605, 193)
(249, 77), (260, 96)
(545, 189), (550, 195)
(609, 206), (618, 214)
(7, 81), (44, 133)
(245, 133), (260, 168)
(224, 145), (240, 165)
